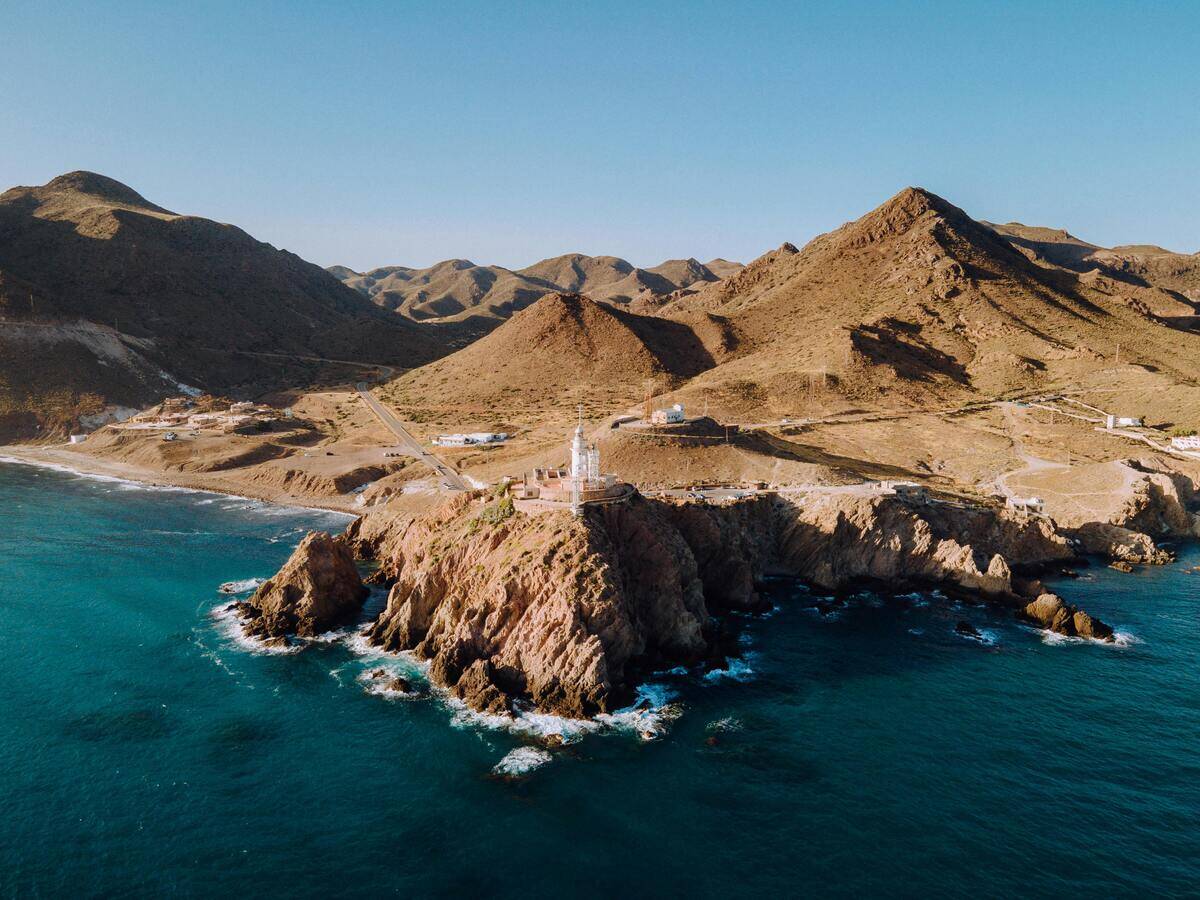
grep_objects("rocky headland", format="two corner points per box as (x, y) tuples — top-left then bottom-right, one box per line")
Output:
(239, 486), (1146, 718)
(228, 531), (367, 645)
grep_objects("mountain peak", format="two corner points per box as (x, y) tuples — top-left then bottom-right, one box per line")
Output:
(872, 186), (961, 225)
(44, 171), (167, 212)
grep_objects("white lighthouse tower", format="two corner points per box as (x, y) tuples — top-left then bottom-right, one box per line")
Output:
(569, 406), (587, 515)
(570, 422), (587, 481)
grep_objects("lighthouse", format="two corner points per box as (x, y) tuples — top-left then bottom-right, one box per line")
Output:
(570, 422), (588, 481)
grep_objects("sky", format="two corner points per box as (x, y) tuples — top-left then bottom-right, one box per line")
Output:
(1, 0), (1197, 271)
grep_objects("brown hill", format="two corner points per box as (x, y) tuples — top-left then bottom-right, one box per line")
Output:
(703, 258), (745, 279)
(987, 221), (1200, 303)
(662, 187), (1200, 414)
(0, 172), (439, 438)
(332, 252), (742, 323)
(378, 292), (735, 421)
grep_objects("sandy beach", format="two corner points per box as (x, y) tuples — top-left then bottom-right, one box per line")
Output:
(0, 443), (363, 514)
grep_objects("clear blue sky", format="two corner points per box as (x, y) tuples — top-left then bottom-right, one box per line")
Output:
(2, 1), (1197, 270)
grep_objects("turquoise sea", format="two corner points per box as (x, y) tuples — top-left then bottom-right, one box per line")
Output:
(1, 460), (1198, 898)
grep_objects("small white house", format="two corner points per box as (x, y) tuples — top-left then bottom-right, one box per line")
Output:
(1170, 434), (1200, 450)
(1105, 414), (1144, 429)
(651, 403), (685, 425)
(68, 434), (87, 444)
(1006, 495), (1045, 514)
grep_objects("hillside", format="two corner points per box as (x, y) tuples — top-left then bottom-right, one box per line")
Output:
(332, 252), (740, 322)
(988, 221), (1200, 303)
(661, 188), (1200, 416)
(378, 292), (736, 426)
(0, 172), (440, 438)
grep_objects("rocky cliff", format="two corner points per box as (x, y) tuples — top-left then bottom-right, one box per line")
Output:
(327, 489), (1097, 718)
(1041, 465), (1200, 564)
(232, 531), (366, 641)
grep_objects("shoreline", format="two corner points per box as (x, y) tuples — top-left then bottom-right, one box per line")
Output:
(0, 443), (360, 517)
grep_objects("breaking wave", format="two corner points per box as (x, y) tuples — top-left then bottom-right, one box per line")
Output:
(704, 654), (758, 683)
(218, 578), (264, 595)
(492, 746), (553, 777)
(209, 603), (302, 655)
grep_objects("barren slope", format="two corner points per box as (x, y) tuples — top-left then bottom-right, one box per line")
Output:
(0, 172), (440, 437)
(663, 188), (1200, 417)
(333, 253), (742, 324)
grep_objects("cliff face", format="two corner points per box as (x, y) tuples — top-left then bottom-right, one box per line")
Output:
(359, 494), (714, 716)
(343, 490), (1083, 717)
(1018, 460), (1199, 564)
(235, 531), (367, 640)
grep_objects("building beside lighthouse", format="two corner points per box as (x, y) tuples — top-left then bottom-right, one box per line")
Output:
(519, 421), (626, 514)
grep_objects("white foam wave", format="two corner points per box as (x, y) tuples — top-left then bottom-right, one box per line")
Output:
(704, 654), (758, 683)
(218, 577), (265, 595)
(1032, 626), (1142, 648)
(706, 717), (744, 733)
(209, 603), (302, 655)
(357, 667), (422, 700)
(954, 625), (998, 646)
(492, 746), (553, 777)
(595, 683), (684, 740)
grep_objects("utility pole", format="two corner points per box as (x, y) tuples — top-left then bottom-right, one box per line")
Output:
(1115, 342), (1121, 366)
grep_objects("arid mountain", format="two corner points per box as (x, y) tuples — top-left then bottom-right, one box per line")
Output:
(987, 221), (1200, 302)
(332, 253), (740, 322)
(0, 171), (440, 439)
(656, 188), (1200, 414)
(702, 258), (744, 279)
(378, 292), (737, 419)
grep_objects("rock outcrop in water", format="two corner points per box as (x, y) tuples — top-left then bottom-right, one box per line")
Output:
(1019, 592), (1114, 641)
(235, 531), (366, 640)
(340, 489), (1104, 717)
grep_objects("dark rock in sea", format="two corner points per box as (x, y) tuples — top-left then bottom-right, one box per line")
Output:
(955, 621), (983, 640)
(1110, 560), (1135, 573)
(386, 676), (412, 694)
(1019, 592), (1115, 642)
(240, 531), (367, 639)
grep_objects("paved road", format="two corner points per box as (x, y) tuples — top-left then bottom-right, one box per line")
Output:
(356, 387), (470, 491)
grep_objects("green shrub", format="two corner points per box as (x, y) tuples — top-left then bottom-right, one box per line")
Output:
(478, 494), (515, 525)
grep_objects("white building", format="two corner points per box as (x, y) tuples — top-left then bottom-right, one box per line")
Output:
(433, 432), (508, 447)
(651, 403), (685, 425)
(521, 421), (619, 513)
(1170, 434), (1200, 450)
(1006, 496), (1045, 514)
(68, 434), (87, 444)
(1105, 414), (1144, 429)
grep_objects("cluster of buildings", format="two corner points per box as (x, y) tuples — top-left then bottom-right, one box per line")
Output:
(1171, 434), (1200, 451)
(119, 398), (279, 435)
(518, 422), (625, 514)
(432, 432), (509, 447)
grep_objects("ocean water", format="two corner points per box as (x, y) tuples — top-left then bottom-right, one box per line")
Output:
(2, 460), (1198, 898)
